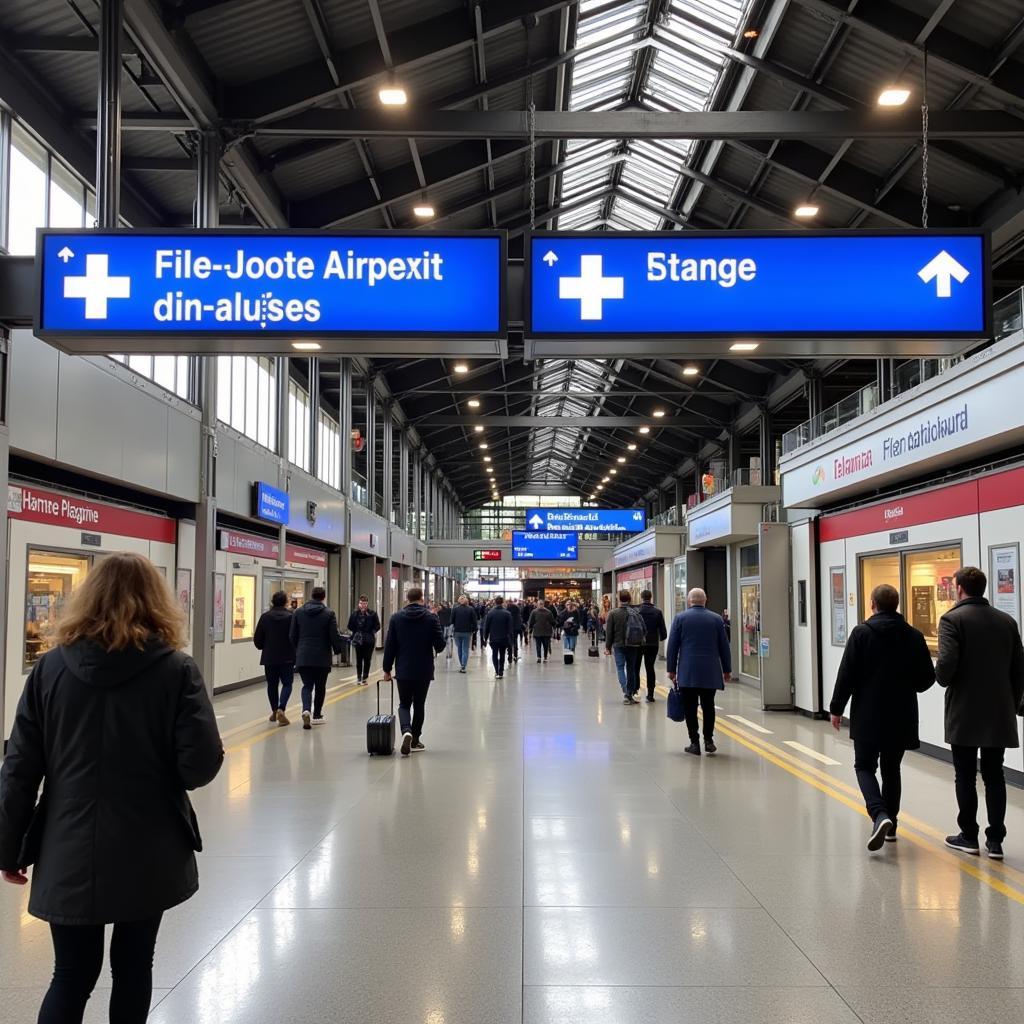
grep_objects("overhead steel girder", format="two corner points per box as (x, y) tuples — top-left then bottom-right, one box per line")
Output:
(414, 416), (713, 428)
(224, 0), (576, 123)
(787, 0), (1024, 115)
(253, 109), (1022, 141)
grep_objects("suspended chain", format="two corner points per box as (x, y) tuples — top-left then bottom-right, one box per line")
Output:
(921, 49), (929, 229)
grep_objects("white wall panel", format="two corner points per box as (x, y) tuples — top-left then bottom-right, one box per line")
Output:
(9, 331), (58, 460)
(791, 520), (820, 713)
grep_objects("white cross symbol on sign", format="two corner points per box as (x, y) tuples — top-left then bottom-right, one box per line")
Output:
(63, 253), (131, 319)
(558, 254), (624, 320)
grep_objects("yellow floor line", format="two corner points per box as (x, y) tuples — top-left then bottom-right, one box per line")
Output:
(655, 686), (1024, 904)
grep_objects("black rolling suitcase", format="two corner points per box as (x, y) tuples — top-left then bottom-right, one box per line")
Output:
(587, 630), (600, 658)
(564, 652), (574, 665)
(367, 678), (396, 755)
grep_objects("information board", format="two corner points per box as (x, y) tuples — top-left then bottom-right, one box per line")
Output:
(528, 231), (989, 338)
(474, 549), (502, 561)
(512, 531), (579, 561)
(36, 230), (505, 349)
(253, 481), (289, 525)
(525, 507), (646, 534)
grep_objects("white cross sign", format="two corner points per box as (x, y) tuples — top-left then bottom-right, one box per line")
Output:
(63, 253), (131, 319)
(558, 254), (624, 320)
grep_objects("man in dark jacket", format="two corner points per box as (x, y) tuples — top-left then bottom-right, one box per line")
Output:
(451, 596), (478, 673)
(507, 600), (524, 663)
(483, 596), (514, 678)
(935, 566), (1024, 858)
(605, 591), (647, 704)
(830, 584), (935, 850)
(666, 589), (730, 752)
(637, 590), (668, 703)
(528, 602), (556, 663)
(346, 595), (381, 685)
(383, 587), (446, 755)
(289, 586), (345, 730)
(254, 590), (296, 725)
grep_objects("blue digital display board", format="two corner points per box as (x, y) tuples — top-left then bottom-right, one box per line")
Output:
(528, 231), (989, 338)
(254, 481), (290, 525)
(36, 230), (504, 340)
(512, 531), (579, 561)
(525, 507), (646, 534)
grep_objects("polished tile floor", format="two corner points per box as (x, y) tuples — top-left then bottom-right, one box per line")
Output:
(5, 645), (1024, 1023)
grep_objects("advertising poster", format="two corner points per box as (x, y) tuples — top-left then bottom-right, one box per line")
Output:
(176, 568), (192, 629)
(990, 544), (1021, 630)
(830, 567), (847, 646)
(212, 572), (226, 643)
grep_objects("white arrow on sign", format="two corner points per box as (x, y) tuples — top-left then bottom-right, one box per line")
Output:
(57, 246), (75, 263)
(918, 250), (970, 298)
(542, 251), (558, 267)
(528, 513), (545, 529)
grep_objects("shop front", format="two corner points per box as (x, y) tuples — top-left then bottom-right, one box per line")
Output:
(5, 483), (179, 738)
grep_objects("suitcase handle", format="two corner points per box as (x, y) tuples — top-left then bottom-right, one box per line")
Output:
(376, 675), (391, 716)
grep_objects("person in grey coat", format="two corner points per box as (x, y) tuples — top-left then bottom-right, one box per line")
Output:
(936, 566), (1024, 859)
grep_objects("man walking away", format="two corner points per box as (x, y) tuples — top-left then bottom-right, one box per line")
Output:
(528, 601), (556, 663)
(507, 599), (524, 664)
(637, 590), (668, 703)
(605, 591), (647, 704)
(254, 590), (295, 725)
(829, 584), (935, 851)
(346, 594), (381, 685)
(451, 595), (477, 673)
(290, 586), (346, 730)
(936, 566), (1024, 859)
(437, 601), (453, 658)
(666, 588), (730, 753)
(383, 588), (446, 756)
(483, 596), (514, 679)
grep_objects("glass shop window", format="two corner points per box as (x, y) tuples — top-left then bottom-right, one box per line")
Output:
(231, 574), (257, 641)
(25, 550), (92, 668)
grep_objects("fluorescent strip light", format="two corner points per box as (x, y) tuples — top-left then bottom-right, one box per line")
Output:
(878, 87), (910, 107)
(413, 204), (435, 218)
(379, 87), (407, 106)
(730, 342), (759, 352)
(794, 204), (819, 218)
(291, 341), (321, 351)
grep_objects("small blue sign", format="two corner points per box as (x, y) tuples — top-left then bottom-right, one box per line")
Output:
(254, 481), (290, 525)
(37, 230), (504, 338)
(525, 507), (646, 534)
(529, 232), (988, 337)
(512, 531), (579, 561)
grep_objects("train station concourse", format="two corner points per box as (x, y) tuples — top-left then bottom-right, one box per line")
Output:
(1, 0), (1024, 1020)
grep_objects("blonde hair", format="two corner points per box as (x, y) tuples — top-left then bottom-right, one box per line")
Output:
(57, 552), (188, 651)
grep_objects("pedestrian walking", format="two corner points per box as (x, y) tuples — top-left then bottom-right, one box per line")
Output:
(451, 595), (478, 673)
(508, 599), (524, 663)
(382, 588), (446, 756)
(528, 601), (556, 663)
(665, 588), (730, 753)
(254, 590), (296, 725)
(829, 584), (936, 850)
(559, 601), (582, 655)
(935, 566), (1024, 859)
(347, 595), (381, 684)
(290, 586), (346, 730)
(437, 601), (454, 658)
(0, 553), (223, 1024)
(605, 590), (647, 703)
(483, 596), (514, 678)
(637, 590), (668, 703)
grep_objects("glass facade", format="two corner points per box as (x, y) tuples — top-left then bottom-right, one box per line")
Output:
(216, 356), (277, 449)
(24, 549), (92, 669)
(231, 574), (257, 641)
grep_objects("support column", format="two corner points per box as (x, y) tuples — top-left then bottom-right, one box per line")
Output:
(95, 0), (122, 228)
(340, 359), (352, 502)
(382, 404), (393, 524)
(191, 129), (221, 692)
(365, 383), (376, 515)
(308, 357), (319, 479)
(399, 432), (410, 533)
(412, 449), (422, 541)
(758, 407), (772, 486)
(275, 357), (289, 570)
(674, 477), (685, 518)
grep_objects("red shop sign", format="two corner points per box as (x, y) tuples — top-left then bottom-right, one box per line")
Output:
(8, 484), (176, 544)
(219, 528), (327, 567)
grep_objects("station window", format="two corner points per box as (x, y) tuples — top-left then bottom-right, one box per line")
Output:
(859, 545), (961, 651)
(263, 575), (310, 611)
(24, 549), (92, 669)
(317, 409), (340, 489)
(231, 574), (257, 641)
(7, 124), (47, 255)
(111, 354), (192, 402)
(288, 379), (310, 471)
(217, 355), (277, 450)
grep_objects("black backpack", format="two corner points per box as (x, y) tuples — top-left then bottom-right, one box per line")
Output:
(624, 606), (647, 646)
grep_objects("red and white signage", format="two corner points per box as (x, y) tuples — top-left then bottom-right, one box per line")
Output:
(219, 528), (327, 567)
(7, 484), (176, 543)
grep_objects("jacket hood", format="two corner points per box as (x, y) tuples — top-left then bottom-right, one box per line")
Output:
(300, 601), (330, 616)
(60, 638), (175, 689)
(403, 603), (429, 619)
(865, 611), (908, 633)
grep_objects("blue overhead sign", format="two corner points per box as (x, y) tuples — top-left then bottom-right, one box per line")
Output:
(36, 230), (505, 342)
(528, 232), (989, 338)
(525, 507), (647, 534)
(512, 531), (579, 561)
(254, 481), (290, 525)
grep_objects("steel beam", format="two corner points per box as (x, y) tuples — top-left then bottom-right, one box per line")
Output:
(254, 109), (1022, 141)
(412, 416), (710, 428)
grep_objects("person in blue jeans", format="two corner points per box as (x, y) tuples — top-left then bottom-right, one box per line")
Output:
(604, 591), (645, 704)
(451, 595), (478, 673)
(560, 600), (582, 654)
(254, 590), (296, 726)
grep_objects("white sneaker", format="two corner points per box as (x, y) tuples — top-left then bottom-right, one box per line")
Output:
(312, 714), (326, 725)
(302, 711), (311, 730)
(401, 732), (413, 757)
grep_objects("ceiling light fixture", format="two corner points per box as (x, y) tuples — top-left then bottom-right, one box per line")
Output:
(378, 86), (407, 106)
(596, 485), (604, 490)
(602, 476), (610, 483)
(627, 443), (637, 451)
(479, 443), (488, 449)
(682, 366), (699, 377)
(483, 456), (491, 462)
(467, 399), (481, 408)
(743, 28), (759, 39)
(730, 341), (759, 352)
(877, 86), (911, 107)
(486, 467), (493, 474)
(453, 363), (469, 374)
(617, 457), (626, 463)
(413, 204), (435, 219)
(639, 426), (650, 435)
(474, 425), (484, 433)
(794, 204), (819, 218)
(653, 409), (666, 418)
(609, 469), (617, 475)
(291, 341), (321, 351)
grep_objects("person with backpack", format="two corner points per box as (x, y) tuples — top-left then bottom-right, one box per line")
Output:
(636, 590), (668, 703)
(605, 590), (647, 704)
(559, 601), (582, 657)
(346, 595), (381, 685)
(254, 590), (296, 724)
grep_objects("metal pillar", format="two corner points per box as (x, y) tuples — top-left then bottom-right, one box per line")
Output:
(96, 0), (123, 228)
(191, 129), (220, 691)
(337, 358), (353, 630)
(412, 450), (422, 540)
(365, 382), (376, 515)
(382, 404), (393, 524)
(275, 356), (289, 570)
(308, 357), (319, 479)
(399, 432), (409, 533)
(758, 407), (772, 485)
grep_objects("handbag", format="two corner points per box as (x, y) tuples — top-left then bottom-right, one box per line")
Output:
(351, 630), (365, 647)
(666, 685), (686, 723)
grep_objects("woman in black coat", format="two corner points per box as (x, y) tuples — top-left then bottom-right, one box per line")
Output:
(347, 594), (382, 685)
(0, 552), (223, 1024)
(254, 589), (296, 725)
